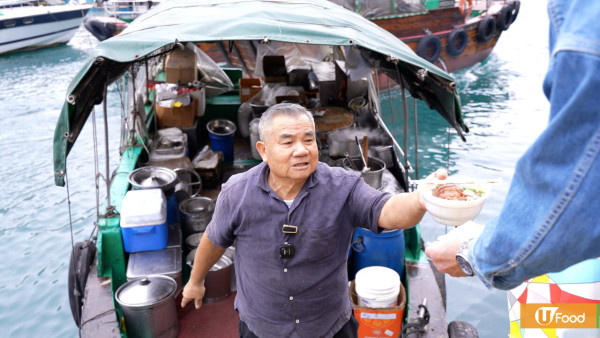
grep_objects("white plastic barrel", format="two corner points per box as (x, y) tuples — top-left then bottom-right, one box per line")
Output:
(355, 266), (400, 308)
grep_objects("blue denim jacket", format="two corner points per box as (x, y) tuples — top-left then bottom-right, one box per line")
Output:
(470, 0), (600, 290)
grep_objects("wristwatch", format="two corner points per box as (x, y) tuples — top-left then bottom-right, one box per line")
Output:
(456, 239), (474, 276)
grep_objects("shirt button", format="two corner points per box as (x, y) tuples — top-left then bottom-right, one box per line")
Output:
(284, 268), (288, 273)
(295, 319), (300, 324)
(289, 296), (294, 301)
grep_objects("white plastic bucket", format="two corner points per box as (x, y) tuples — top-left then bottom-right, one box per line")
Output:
(355, 266), (400, 308)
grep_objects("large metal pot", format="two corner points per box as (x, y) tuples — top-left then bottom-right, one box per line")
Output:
(115, 275), (178, 338)
(327, 127), (369, 159)
(343, 156), (386, 190)
(186, 253), (233, 303)
(128, 166), (178, 196)
(128, 166), (201, 197)
(179, 196), (214, 235)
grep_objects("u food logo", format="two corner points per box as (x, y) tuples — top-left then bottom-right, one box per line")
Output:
(521, 303), (599, 328)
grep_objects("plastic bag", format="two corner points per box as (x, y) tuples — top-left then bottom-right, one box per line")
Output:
(254, 42), (331, 78)
(186, 42), (234, 98)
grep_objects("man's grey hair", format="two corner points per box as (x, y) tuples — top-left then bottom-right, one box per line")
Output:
(258, 103), (315, 142)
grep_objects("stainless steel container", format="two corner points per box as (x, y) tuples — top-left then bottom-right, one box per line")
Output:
(115, 275), (178, 338)
(327, 127), (369, 159)
(186, 252), (234, 303)
(126, 247), (183, 292)
(185, 232), (204, 251)
(179, 196), (214, 235)
(343, 156), (386, 190)
(204, 256), (233, 303)
(128, 166), (178, 197)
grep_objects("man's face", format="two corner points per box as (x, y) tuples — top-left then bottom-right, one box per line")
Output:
(257, 114), (318, 183)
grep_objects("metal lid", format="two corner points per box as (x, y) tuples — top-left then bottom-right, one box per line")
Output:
(116, 275), (176, 307)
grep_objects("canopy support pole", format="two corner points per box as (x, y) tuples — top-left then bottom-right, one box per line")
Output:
(102, 82), (112, 213)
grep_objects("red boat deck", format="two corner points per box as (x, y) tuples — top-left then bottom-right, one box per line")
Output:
(176, 292), (240, 337)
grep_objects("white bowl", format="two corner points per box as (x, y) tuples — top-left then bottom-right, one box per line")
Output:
(418, 182), (491, 226)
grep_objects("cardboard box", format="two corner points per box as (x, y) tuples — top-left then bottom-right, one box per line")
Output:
(156, 99), (196, 128)
(165, 47), (198, 84)
(239, 78), (263, 103)
(350, 280), (407, 338)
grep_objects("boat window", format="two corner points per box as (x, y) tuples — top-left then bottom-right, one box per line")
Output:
(4, 20), (16, 28)
(23, 17), (34, 25)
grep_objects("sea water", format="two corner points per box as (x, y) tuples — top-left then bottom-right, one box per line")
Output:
(0, 1), (549, 337)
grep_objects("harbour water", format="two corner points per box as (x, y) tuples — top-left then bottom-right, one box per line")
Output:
(0, 1), (549, 337)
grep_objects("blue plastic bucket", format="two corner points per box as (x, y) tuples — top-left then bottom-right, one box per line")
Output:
(350, 228), (405, 280)
(207, 119), (236, 162)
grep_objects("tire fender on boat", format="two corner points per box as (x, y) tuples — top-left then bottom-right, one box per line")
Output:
(476, 16), (496, 43)
(508, 0), (520, 24)
(446, 28), (468, 57)
(498, 4), (514, 31)
(68, 240), (96, 328)
(416, 34), (442, 63)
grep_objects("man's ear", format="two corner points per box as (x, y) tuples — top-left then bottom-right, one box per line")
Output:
(256, 141), (267, 162)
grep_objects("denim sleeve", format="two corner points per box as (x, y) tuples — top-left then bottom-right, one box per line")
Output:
(469, 26), (600, 288)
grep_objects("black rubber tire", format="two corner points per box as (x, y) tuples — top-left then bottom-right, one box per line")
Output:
(416, 34), (442, 63)
(68, 240), (96, 328)
(446, 29), (468, 56)
(498, 4), (514, 31)
(448, 320), (479, 338)
(508, 0), (520, 24)
(477, 16), (496, 42)
(83, 18), (116, 42)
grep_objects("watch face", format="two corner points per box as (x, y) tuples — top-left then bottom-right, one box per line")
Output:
(456, 254), (474, 276)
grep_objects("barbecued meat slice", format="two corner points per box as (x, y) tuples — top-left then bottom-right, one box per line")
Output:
(432, 183), (465, 200)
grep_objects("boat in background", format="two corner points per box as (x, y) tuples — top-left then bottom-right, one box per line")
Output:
(332, 0), (520, 72)
(83, 0), (519, 74)
(83, 0), (161, 41)
(0, 1), (92, 55)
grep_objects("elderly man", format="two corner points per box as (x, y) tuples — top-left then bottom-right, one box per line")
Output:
(181, 103), (428, 338)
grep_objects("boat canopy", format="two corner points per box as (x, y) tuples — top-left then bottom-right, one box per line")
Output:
(53, 0), (467, 186)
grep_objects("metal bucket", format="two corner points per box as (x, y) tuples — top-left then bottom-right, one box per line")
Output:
(115, 275), (178, 338)
(179, 196), (214, 235)
(185, 232), (204, 251)
(186, 252), (233, 303)
(343, 156), (386, 190)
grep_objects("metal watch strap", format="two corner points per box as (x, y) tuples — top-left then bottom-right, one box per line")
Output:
(456, 238), (474, 276)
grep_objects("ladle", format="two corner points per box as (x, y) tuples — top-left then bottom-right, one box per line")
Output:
(355, 136), (369, 171)
(362, 136), (369, 168)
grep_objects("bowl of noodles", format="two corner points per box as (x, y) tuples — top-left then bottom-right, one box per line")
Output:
(418, 181), (491, 226)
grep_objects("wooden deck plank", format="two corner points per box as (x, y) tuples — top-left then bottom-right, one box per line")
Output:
(80, 257), (121, 338)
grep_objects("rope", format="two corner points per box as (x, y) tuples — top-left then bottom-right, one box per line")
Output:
(65, 169), (75, 250)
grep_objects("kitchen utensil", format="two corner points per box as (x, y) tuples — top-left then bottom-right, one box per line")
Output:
(355, 136), (369, 170)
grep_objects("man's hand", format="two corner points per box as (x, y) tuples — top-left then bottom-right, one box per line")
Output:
(181, 278), (206, 309)
(418, 168), (448, 210)
(425, 221), (483, 277)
